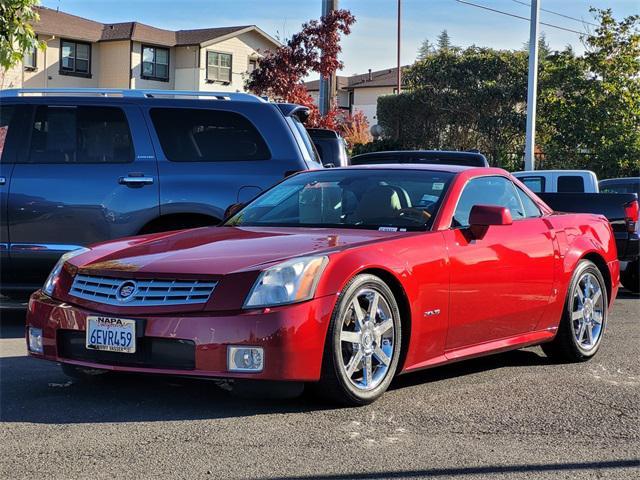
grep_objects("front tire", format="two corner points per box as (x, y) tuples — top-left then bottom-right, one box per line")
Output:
(620, 260), (639, 294)
(542, 260), (607, 362)
(317, 274), (402, 406)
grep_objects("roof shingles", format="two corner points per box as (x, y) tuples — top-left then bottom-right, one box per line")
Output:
(34, 7), (266, 47)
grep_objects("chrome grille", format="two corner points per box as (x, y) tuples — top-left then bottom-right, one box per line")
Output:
(70, 274), (217, 306)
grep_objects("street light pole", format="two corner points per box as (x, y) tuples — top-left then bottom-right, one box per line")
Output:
(319, 0), (339, 116)
(396, 0), (402, 94)
(524, 0), (540, 171)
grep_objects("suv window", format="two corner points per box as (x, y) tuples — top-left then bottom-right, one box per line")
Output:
(0, 105), (15, 162)
(515, 186), (542, 218)
(150, 108), (270, 162)
(453, 176), (524, 227)
(27, 106), (133, 164)
(557, 175), (585, 192)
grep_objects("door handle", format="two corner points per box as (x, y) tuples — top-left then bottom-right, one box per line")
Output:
(0, 177), (6, 185)
(119, 175), (154, 186)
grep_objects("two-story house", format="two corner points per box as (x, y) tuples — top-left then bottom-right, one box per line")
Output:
(1, 7), (280, 92)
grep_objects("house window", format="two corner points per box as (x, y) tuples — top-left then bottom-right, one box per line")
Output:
(207, 51), (232, 83)
(142, 45), (169, 81)
(247, 57), (258, 73)
(24, 43), (37, 70)
(60, 39), (91, 76)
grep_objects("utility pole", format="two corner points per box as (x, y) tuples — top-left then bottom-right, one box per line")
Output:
(524, 0), (540, 170)
(396, 0), (402, 94)
(319, 0), (339, 116)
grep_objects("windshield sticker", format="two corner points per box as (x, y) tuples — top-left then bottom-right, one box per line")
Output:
(379, 226), (398, 232)
(432, 182), (445, 191)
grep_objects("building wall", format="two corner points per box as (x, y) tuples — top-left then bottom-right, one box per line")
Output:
(174, 45), (200, 90)
(198, 31), (273, 92)
(130, 41), (175, 90)
(1, 30), (277, 93)
(98, 40), (130, 88)
(1, 36), (101, 89)
(351, 86), (395, 125)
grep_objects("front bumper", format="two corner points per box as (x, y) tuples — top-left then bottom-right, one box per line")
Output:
(26, 290), (336, 382)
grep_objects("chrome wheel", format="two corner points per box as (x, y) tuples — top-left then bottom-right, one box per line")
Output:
(571, 272), (604, 351)
(339, 288), (395, 391)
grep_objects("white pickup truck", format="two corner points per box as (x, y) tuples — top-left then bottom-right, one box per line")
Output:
(512, 170), (599, 193)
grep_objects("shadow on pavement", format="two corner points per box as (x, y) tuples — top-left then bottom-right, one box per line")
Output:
(257, 459), (640, 479)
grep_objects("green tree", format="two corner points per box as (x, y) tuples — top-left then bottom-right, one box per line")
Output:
(416, 38), (434, 60)
(436, 30), (454, 52)
(0, 0), (44, 71)
(538, 8), (640, 177)
(380, 46), (528, 168)
(522, 32), (552, 60)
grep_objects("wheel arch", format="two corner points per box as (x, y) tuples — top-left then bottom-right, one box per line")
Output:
(357, 267), (413, 372)
(580, 252), (613, 306)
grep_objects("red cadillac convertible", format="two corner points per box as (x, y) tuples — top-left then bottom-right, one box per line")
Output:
(26, 165), (619, 405)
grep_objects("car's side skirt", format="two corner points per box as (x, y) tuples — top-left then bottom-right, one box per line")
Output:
(401, 329), (556, 374)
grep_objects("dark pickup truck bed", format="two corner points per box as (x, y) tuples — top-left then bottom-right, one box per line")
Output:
(540, 192), (639, 292)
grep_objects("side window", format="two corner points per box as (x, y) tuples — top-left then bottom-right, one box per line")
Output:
(557, 175), (585, 192)
(0, 105), (15, 162)
(27, 106), (133, 164)
(286, 117), (322, 167)
(515, 186), (542, 218)
(150, 108), (270, 162)
(520, 176), (545, 193)
(452, 176), (524, 227)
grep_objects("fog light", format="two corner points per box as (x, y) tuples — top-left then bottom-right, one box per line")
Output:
(28, 327), (43, 354)
(227, 346), (264, 372)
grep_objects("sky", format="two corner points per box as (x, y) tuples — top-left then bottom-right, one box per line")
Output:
(41, 0), (639, 78)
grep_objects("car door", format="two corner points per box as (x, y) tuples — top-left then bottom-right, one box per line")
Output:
(0, 103), (28, 283)
(145, 105), (301, 222)
(442, 175), (555, 352)
(8, 102), (159, 284)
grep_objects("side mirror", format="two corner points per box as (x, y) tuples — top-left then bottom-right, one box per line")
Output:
(224, 202), (245, 220)
(323, 163), (335, 168)
(468, 205), (512, 239)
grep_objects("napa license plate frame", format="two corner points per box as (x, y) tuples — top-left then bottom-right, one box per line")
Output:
(86, 316), (137, 354)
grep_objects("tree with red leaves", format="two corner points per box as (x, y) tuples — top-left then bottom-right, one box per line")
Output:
(246, 9), (356, 129)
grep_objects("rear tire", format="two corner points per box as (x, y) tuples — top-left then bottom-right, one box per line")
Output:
(316, 274), (401, 406)
(620, 260), (639, 294)
(542, 260), (607, 362)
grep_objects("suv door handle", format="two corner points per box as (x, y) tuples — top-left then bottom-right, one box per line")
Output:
(0, 177), (6, 185)
(119, 175), (154, 186)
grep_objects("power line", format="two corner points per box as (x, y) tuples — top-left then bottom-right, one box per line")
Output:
(455, 0), (586, 35)
(511, 0), (599, 28)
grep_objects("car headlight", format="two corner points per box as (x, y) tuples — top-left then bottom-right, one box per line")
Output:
(244, 256), (328, 308)
(42, 248), (90, 297)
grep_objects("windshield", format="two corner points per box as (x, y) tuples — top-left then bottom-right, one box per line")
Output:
(224, 169), (454, 231)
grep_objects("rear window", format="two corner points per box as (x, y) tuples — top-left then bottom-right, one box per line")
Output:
(150, 108), (270, 162)
(27, 106), (133, 164)
(520, 176), (545, 193)
(600, 182), (640, 196)
(557, 175), (585, 192)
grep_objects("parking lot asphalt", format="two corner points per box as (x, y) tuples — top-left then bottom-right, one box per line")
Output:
(1, 291), (639, 480)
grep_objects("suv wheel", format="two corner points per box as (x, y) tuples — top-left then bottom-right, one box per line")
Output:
(620, 260), (639, 294)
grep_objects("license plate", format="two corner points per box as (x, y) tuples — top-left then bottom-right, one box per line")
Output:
(86, 316), (136, 353)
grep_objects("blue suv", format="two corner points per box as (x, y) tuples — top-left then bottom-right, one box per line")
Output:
(0, 88), (322, 300)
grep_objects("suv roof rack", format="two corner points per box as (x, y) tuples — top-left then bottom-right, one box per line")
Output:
(0, 88), (267, 102)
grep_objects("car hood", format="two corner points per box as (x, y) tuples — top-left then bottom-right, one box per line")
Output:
(76, 226), (405, 276)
